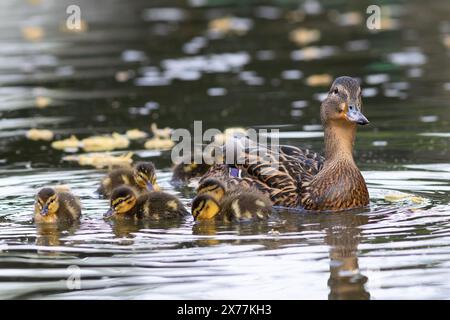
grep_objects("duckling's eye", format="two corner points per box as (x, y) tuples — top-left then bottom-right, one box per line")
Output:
(332, 88), (339, 95)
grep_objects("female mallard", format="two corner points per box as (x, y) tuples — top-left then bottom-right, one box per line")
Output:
(104, 186), (189, 220)
(34, 187), (82, 223)
(201, 76), (370, 211)
(192, 178), (272, 222)
(97, 162), (160, 197)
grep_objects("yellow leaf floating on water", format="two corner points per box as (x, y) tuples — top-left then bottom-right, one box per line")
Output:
(208, 16), (252, 36)
(150, 123), (172, 139)
(63, 152), (133, 169)
(26, 129), (54, 141)
(81, 133), (130, 152)
(306, 74), (333, 87)
(22, 26), (44, 41)
(384, 192), (425, 204)
(144, 137), (175, 150)
(35, 96), (51, 109)
(289, 28), (321, 46)
(126, 129), (148, 140)
(51, 135), (80, 151)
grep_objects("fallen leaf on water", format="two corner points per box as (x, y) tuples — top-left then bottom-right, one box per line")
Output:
(35, 96), (51, 109)
(51, 135), (80, 151)
(63, 152), (133, 169)
(81, 133), (130, 152)
(144, 137), (175, 150)
(26, 129), (54, 141)
(126, 129), (148, 140)
(150, 123), (172, 139)
(384, 192), (425, 204)
(208, 16), (253, 36)
(306, 74), (333, 87)
(443, 35), (450, 49)
(22, 26), (44, 41)
(289, 28), (321, 46)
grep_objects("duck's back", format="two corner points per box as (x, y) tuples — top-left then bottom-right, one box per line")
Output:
(97, 168), (135, 196)
(218, 188), (273, 222)
(138, 191), (189, 219)
(57, 192), (82, 222)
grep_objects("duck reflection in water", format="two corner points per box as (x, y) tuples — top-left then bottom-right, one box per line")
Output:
(35, 221), (80, 248)
(192, 209), (370, 299)
(108, 218), (186, 239)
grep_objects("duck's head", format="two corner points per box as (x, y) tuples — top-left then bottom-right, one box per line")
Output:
(191, 194), (221, 221)
(133, 162), (160, 191)
(196, 178), (226, 202)
(105, 186), (137, 218)
(36, 187), (60, 217)
(321, 76), (369, 127)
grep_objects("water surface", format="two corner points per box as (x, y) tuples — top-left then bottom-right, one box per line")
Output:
(0, 0), (449, 299)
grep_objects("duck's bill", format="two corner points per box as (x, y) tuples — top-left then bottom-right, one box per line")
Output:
(40, 205), (49, 216)
(104, 208), (114, 218)
(346, 109), (369, 125)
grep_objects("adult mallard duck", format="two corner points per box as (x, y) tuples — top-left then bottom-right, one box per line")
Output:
(104, 186), (189, 220)
(192, 178), (272, 222)
(34, 187), (82, 223)
(97, 162), (160, 197)
(201, 76), (370, 211)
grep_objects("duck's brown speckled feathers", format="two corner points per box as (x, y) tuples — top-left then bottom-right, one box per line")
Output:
(200, 76), (370, 211)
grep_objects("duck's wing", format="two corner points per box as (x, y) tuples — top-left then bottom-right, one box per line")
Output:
(200, 136), (324, 207)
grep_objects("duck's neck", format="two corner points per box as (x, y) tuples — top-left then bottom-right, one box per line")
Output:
(323, 123), (356, 164)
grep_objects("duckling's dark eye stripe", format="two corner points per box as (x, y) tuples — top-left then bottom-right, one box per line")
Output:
(112, 195), (131, 206)
(193, 200), (206, 218)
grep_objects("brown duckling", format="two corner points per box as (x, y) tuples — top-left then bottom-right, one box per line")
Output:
(200, 76), (370, 211)
(192, 178), (273, 222)
(171, 162), (212, 184)
(97, 161), (160, 197)
(34, 187), (81, 224)
(104, 186), (189, 220)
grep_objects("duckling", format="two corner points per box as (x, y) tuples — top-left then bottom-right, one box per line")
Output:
(104, 186), (189, 220)
(201, 76), (370, 211)
(192, 178), (273, 222)
(97, 161), (160, 197)
(171, 162), (212, 184)
(34, 187), (81, 224)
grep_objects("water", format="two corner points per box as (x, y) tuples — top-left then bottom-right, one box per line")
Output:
(0, 0), (449, 299)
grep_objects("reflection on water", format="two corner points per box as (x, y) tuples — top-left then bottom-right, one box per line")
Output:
(0, 0), (449, 299)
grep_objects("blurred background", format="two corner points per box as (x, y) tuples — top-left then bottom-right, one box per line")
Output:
(0, 0), (449, 300)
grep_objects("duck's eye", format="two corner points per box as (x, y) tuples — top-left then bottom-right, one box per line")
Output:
(332, 88), (339, 95)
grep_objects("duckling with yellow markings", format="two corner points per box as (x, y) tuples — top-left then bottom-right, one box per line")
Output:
(104, 186), (189, 220)
(34, 187), (81, 224)
(192, 178), (272, 222)
(97, 161), (160, 197)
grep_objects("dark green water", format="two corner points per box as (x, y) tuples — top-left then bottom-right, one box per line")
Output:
(0, 0), (449, 299)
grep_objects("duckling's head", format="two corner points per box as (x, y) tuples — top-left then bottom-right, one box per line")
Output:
(196, 178), (226, 202)
(321, 76), (369, 127)
(36, 187), (60, 217)
(105, 186), (137, 218)
(133, 162), (160, 191)
(191, 194), (221, 221)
